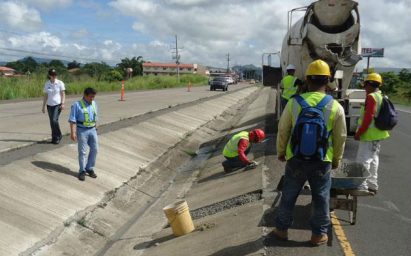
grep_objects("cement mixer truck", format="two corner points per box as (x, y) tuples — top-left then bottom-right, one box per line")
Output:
(280, 0), (365, 133)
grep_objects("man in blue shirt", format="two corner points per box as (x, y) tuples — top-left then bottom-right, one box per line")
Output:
(69, 87), (99, 181)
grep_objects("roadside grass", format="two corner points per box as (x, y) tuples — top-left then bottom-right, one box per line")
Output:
(390, 95), (411, 106)
(0, 74), (208, 100)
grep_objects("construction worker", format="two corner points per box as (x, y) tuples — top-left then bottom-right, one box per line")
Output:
(274, 60), (347, 245)
(222, 129), (265, 172)
(69, 87), (99, 181)
(354, 73), (389, 195)
(280, 64), (299, 111)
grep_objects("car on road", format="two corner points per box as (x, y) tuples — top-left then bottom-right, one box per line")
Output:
(224, 76), (235, 85)
(210, 77), (228, 91)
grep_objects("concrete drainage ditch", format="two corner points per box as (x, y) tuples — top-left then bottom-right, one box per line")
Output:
(32, 87), (267, 256)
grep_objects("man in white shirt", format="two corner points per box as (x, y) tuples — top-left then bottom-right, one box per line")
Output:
(42, 69), (66, 144)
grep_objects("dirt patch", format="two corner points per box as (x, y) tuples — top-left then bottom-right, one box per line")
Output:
(195, 222), (217, 231)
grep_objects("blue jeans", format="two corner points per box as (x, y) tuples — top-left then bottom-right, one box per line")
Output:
(47, 104), (62, 141)
(77, 127), (98, 173)
(275, 158), (331, 235)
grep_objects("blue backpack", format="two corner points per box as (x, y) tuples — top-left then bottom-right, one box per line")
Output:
(290, 95), (333, 161)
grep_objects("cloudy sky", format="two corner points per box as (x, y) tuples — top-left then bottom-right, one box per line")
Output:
(0, 0), (410, 69)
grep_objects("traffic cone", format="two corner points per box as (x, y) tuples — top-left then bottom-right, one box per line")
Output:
(187, 81), (192, 92)
(120, 80), (126, 101)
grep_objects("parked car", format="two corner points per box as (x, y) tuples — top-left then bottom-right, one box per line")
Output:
(210, 77), (228, 91)
(224, 76), (235, 85)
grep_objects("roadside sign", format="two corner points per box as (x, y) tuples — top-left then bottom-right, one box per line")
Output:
(361, 48), (384, 57)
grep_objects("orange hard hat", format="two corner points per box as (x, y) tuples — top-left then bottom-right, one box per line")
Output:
(250, 129), (265, 143)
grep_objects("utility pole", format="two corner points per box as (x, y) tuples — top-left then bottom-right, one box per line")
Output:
(226, 53), (230, 73)
(171, 35), (183, 83)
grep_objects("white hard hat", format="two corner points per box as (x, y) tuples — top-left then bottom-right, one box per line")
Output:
(286, 64), (296, 70)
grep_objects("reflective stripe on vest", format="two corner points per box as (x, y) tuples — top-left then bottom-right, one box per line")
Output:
(357, 91), (390, 141)
(281, 75), (297, 100)
(79, 99), (96, 127)
(286, 92), (339, 162)
(223, 131), (250, 158)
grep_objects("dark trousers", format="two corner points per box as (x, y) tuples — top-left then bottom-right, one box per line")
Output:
(223, 146), (251, 169)
(47, 104), (62, 141)
(275, 158), (331, 235)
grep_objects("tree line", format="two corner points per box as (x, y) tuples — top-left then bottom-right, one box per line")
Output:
(380, 69), (411, 102)
(4, 56), (145, 82)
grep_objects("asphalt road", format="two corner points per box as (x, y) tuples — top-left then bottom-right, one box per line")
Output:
(0, 83), (250, 155)
(336, 106), (411, 256)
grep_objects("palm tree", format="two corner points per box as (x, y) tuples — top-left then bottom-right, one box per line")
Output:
(116, 56), (144, 78)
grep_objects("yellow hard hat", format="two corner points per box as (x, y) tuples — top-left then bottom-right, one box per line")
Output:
(365, 73), (382, 85)
(305, 59), (331, 77)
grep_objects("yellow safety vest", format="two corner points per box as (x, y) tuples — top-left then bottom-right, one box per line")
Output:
(285, 92), (340, 162)
(79, 99), (97, 127)
(281, 75), (298, 100)
(223, 131), (250, 158)
(357, 91), (390, 141)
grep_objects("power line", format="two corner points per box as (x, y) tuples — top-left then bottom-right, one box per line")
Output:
(0, 47), (101, 61)
(0, 28), (136, 64)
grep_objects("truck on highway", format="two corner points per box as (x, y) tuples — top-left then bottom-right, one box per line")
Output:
(280, 0), (365, 133)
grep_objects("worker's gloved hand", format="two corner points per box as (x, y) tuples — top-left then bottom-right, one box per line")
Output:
(246, 161), (258, 170)
(278, 155), (286, 162)
(332, 161), (339, 170)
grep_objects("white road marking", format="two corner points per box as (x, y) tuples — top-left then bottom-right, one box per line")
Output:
(397, 108), (411, 114)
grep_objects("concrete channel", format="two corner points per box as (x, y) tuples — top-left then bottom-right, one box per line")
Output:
(0, 86), (260, 255)
(1, 85), (349, 256)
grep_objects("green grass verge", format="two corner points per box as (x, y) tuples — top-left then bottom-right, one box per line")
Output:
(390, 95), (411, 106)
(0, 74), (209, 100)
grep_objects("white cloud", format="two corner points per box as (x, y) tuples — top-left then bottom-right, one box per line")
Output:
(358, 0), (411, 68)
(106, 0), (411, 68)
(1, 0), (410, 69)
(109, 0), (158, 16)
(0, 1), (42, 31)
(108, 0), (307, 67)
(132, 22), (146, 33)
(4, 32), (110, 64)
(73, 43), (87, 51)
(71, 28), (90, 39)
(8, 32), (62, 50)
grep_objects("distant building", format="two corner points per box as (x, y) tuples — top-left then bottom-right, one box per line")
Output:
(142, 62), (208, 76)
(0, 66), (16, 77)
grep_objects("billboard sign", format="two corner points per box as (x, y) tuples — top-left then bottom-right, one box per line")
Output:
(361, 48), (384, 57)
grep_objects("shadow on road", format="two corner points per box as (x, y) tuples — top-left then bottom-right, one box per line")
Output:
(133, 234), (175, 250)
(209, 237), (264, 256)
(32, 160), (77, 177)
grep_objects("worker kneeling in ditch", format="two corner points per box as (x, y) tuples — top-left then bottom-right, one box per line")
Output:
(222, 129), (265, 173)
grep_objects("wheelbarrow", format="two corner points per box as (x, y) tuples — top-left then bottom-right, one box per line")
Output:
(330, 161), (372, 225)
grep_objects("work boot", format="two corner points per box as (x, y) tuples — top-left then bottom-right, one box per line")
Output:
(271, 228), (288, 241)
(78, 172), (86, 181)
(86, 170), (97, 178)
(222, 162), (232, 173)
(368, 188), (377, 195)
(310, 234), (328, 246)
